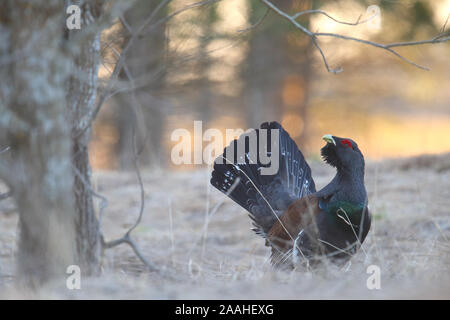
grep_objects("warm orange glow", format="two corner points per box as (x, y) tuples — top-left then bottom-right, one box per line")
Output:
(281, 113), (304, 138)
(282, 75), (305, 107)
(309, 107), (450, 159)
(89, 123), (119, 170)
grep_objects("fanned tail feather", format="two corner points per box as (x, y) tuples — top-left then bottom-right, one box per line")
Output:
(210, 121), (316, 237)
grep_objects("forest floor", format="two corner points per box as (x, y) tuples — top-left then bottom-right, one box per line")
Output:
(1, 153), (450, 299)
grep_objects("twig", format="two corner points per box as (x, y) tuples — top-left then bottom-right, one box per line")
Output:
(338, 208), (368, 258)
(318, 239), (353, 257)
(292, 10), (367, 26)
(201, 168), (212, 260)
(187, 176), (240, 257)
(102, 60), (159, 273)
(237, 7), (270, 33)
(99, 40), (167, 100)
(431, 218), (449, 242)
(101, 155), (159, 272)
(311, 35), (343, 74)
(141, 0), (221, 36)
(314, 32), (433, 70)
(441, 13), (449, 34)
(75, 0), (221, 138)
(103, 233), (157, 269)
(261, 0), (450, 73)
(168, 197), (175, 267)
(119, 15), (132, 34)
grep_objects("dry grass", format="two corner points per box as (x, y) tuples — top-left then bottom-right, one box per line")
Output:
(1, 154), (449, 299)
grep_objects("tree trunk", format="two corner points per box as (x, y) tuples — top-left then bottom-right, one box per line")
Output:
(71, 138), (101, 275)
(66, 0), (104, 275)
(0, 0), (106, 283)
(0, 0), (76, 284)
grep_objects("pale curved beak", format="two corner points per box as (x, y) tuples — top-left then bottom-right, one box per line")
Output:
(322, 134), (336, 145)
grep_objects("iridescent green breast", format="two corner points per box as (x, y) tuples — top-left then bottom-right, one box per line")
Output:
(325, 201), (366, 226)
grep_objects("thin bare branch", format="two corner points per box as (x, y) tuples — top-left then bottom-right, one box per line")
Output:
(142, 0), (221, 36)
(187, 176), (241, 256)
(261, 0), (450, 73)
(311, 35), (343, 74)
(101, 59), (159, 273)
(119, 15), (132, 34)
(441, 13), (449, 33)
(292, 10), (367, 26)
(101, 152), (159, 273)
(384, 36), (450, 48)
(261, 0), (312, 35)
(103, 233), (158, 272)
(76, 0), (221, 138)
(314, 32), (430, 70)
(237, 7), (270, 33)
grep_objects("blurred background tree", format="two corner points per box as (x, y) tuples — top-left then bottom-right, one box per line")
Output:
(114, 0), (168, 169)
(92, 0), (450, 170)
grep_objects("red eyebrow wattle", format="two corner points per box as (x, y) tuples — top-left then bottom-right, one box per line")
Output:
(341, 139), (353, 149)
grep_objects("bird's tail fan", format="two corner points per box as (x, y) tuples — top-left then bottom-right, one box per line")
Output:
(210, 121), (316, 237)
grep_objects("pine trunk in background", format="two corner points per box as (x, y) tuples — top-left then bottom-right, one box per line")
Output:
(117, 0), (167, 169)
(194, 6), (216, 125)
(0, 1), (76, 284)
(245, 0), (313, 148)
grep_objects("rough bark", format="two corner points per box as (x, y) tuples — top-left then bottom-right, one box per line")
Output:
(0, 0), (106, 283)
(66, 0), (104, 275)
(0, 0), (76, 284)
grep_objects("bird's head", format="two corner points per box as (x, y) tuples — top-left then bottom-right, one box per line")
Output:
(321, 134), (365, 171)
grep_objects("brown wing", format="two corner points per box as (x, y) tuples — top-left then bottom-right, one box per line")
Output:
(267, 195), (321, 267)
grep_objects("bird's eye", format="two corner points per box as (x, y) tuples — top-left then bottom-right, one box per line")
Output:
(340, 139), (353, 149)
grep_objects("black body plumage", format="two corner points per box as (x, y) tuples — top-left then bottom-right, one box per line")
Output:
(211, 122), (316, 236)
(210, 122), (371, 266)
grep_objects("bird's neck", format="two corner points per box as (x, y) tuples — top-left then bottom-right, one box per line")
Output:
(336, 164), (364, 184)
(316, 162), (367, 206)
(334, 165), (367, 205)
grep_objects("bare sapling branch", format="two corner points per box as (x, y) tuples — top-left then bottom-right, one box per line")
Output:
(261, 0), (450, 73)
(76, 0), (221, 138)
(102, 61), (159, 273)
